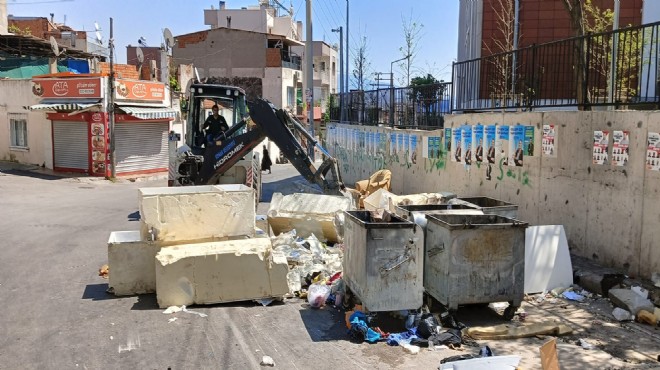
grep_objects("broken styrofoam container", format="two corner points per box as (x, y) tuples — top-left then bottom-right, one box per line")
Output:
(108, 231), (162, 296)
(609, 289), (655, 315)
(155, 238), (288, 308)
(267, 192), (352, 243)
(631, 286), (649, 299)
(139, 185), (255, 243)
(524, 225), (573, 294)
(439, 355), (521, 370)
(612, 307), (633, 321)
(363, 188), (394, 211)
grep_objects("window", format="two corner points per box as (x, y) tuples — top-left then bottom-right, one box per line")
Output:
(287, 86), (295, 108)
(9, 113), (28, 149)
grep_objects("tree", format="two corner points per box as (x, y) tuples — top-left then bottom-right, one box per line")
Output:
(484, 0), (520, 107)
(409, 74), (446, 127)
(352, 35), (371, 91)
(399, 12), (424, 87)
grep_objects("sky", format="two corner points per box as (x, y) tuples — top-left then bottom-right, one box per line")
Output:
(6, 0), (459, 87)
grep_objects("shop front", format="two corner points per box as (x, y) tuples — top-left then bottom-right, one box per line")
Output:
(27, 73), (177, 176)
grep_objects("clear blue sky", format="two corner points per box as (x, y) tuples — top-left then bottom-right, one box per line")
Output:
(7, 0), (458, 87)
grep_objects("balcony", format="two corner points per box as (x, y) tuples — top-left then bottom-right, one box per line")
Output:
(266, 49), (302, 70)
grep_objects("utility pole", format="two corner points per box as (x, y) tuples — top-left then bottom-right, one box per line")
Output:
(331, 26), (343, 122)
(345, 0), (349, 94)
(390, 54), (410, 127)
(108, 17), (116, 178)
(305, 0), (315, 160)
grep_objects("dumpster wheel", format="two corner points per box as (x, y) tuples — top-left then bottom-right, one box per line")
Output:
(503, 303), (518, 321)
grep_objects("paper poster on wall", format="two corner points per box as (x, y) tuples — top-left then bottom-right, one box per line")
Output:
(430, 137), (441, 158)
(423, 136), (430, 159)
(525, 126), (535, 156)
(367, 132), (373, 155)
(389, 133), (396, 156)
(593, 130), (610, 165)
(403, 134), (410, 161)
(473, 124), (484, 163)
(410, 135), (418, 164)
(445, 128), (452, 153)
(485, 125), (497, 165)
(542, 124), (557, 157)
(511, 125), (525, 167)
(497, 125), (510, 166)
(646, 132), (660, 171)
(462, 125), (473, 165)
(397, 133), (404, 159)
(612, 130), (629, 167)
(452, 127), (462, 162)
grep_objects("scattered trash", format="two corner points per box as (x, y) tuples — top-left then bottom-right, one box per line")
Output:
(260, 355), (275, 367)
(416, 313), (440, 339)
(466, 322), (573, 340)
(562, 291), (585, 302)
(255, 298), (275, 307)
(612, 307), (633, 322)
(550, 287), (567, 297)
(98, 264), (109, 279)
(401, 343), (420, 354)
(479, 345), (494, 357)
(439, 354), (477, 364)
(110, 336), (113, 340)
(579, 338), (595, 350)
(439, 355), (522, 369)
(349, 311), (381, 343)
(168, 318), (177, 323)
(631, 286), (649, 299)
(539, 338), (560, 370)
(636, 310), (657, 326)
(182, 306), (208, 318)
(650, 272), (660, 288)
(162, 306), (183, 314)
(307, 283), (331, 308)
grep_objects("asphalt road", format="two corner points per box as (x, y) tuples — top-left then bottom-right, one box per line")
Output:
(1, 163), (658, 369)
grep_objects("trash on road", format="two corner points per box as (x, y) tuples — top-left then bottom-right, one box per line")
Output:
(307, 283), (331, 308)
(255, 298), (275, 307)
(466, 322), (573, 340)
(98, 264), (109, 279)
(612, 307), (633, 322)
(168, 317), (177, 323)
(260, 355), (275, 367)
(636, 310), (657, 326)
(162, 306), (183, 314)
(631, 286), (649, 299)
(579, 338), (595, 350)
(562, 290), (585, 302)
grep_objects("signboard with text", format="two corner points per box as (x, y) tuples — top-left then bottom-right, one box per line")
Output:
(32, 77), (103, 99)
(115, 79), (165, 102)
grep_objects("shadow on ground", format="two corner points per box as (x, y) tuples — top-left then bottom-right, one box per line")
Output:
(299, 304), (348, 342)
(82, 283), (121, 301)
(1, 169), (64, 181)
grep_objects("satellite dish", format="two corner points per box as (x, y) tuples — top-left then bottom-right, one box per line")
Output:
(94, 21), (103, 44)
(49, 36), (62, 56)
(163, 28), (174, 51)
(136, 46), (144, 64)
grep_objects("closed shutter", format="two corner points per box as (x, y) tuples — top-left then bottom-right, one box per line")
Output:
(115, 122), (168, 174)
(53, 121), (89, 170)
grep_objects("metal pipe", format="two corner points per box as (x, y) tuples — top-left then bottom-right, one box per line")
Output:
(305, 0), (314, 160)
(609, 0), (620, 105)
(332, 27), (343, 122)
(511, 0), (520, 97)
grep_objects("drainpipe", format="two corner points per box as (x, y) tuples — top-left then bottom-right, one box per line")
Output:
(608, 0), (620, 107)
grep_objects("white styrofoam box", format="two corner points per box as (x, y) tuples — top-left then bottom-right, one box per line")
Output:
(267, 192), (353, 242)
(139, 184), (255, 243)
(524, 225), (573, 294)
(108, 231), (161, 296)
(155, 238), (288, 308)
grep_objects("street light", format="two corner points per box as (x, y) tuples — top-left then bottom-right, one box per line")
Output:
(390, 54), (411, 127)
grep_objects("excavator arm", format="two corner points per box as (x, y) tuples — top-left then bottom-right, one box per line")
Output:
(179, 98), (344, 195)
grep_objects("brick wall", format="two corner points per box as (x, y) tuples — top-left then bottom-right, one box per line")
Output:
(98, 62), (139, 80)
(8, 18), (50, 38)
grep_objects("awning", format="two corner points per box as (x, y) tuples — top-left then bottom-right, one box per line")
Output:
(25, 102), (100, 111)
(116, 105), (178, 120)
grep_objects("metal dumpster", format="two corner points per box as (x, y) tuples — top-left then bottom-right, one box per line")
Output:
(394, 204), (484, 224)
(424, 214), (528, 319)
(454, 197), (518, 219)
(343, 211), (424, 311)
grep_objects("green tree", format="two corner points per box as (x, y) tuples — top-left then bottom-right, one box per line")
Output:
(410, 74), (446, 127)
(398, 12), (423, 86)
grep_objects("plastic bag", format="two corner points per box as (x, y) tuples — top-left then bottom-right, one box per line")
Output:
(307, 283), (331, 308)
(416, 313), (440, 339)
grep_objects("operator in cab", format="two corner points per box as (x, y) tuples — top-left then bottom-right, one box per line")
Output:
(203, 104), (229, 146)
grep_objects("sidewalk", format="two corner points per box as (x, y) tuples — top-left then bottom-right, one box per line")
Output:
(0, 160), (167, 183)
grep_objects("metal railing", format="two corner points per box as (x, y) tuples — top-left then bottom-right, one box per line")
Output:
(329, 82), (452, 129)
(453, 21), (660, 112)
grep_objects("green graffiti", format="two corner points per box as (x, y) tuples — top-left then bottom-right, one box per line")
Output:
(495, 159), (532, 188)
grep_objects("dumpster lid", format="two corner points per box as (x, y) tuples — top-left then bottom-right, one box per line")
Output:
(397, 204), (478, 212)
(455, 196), (517, 208)
(345, 210), (415, 229)
(425, 214), (528, 229)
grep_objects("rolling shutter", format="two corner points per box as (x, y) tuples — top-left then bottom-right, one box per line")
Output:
(53, 121), (88, 170)
(115, 122), (168, 174)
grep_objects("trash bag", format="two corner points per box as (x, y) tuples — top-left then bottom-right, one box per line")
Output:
(439, 354), (477, 364)
(428, 328), (462, 347)
(307, 283), (331, 308)
(416, 313), (440, 339)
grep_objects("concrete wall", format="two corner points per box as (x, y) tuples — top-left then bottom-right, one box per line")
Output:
(174, 29), (267, 80)
(328, 110), (660, 279)
(0, 79), (52, 168)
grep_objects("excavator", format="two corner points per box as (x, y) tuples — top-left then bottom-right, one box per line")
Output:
(169, 83), (345, 200)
